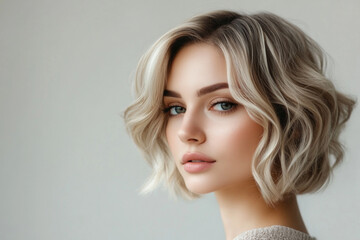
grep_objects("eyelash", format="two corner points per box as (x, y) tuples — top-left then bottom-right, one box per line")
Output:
(211, 101), (238, 114)
(163, 100), (238, 116)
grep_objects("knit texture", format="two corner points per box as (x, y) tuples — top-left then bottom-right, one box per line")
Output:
(233, 225), (315, 240)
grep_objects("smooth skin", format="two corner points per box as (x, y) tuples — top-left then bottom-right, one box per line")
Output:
(164, 43), (308, 240)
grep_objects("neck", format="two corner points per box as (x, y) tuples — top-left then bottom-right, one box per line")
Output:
(215, 182), (307, 240)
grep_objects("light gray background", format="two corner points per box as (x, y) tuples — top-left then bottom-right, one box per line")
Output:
(0, 0), (359, 239)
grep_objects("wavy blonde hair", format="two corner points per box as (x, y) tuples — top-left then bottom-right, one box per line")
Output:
(124, 10), (355, 204)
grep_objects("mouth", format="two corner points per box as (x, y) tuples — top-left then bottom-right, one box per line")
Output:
(181, 152), (216, 173)
(181, 152), (216, 165)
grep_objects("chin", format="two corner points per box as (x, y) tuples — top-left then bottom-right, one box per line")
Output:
(184, 179), (219, 195)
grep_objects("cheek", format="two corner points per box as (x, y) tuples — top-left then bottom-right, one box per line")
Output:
(233, 119), (262, 152)
(165, 121), (186, 172)
(210, 115), (263, 163)
(165, 120), (179, 154)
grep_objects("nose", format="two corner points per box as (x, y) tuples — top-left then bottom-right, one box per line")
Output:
(177, 110), (206, 144)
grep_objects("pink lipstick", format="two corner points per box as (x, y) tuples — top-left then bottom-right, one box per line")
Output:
(182, 152), (216, 173)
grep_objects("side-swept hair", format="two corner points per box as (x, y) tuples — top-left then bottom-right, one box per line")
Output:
(124, 10), (355, 205)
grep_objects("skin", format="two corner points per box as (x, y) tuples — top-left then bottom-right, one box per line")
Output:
(164, 43), (309, 240)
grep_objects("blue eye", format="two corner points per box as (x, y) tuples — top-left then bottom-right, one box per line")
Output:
(212, 102), (236, 111)
(167, 106), (186, 115)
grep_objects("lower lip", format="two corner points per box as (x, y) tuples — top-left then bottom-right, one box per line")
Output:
(183, 162), (214, 173)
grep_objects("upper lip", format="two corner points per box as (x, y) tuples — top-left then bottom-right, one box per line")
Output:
(181, 152), (216, 164)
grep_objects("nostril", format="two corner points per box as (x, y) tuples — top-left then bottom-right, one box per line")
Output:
(177, 117), (206, 144)
(188, 138), (199, 142)
(178, 130), (204, 143)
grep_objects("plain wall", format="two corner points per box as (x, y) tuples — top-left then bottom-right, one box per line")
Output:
(0, 0), (359, 239)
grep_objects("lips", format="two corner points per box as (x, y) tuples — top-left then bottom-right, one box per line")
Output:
(181, 152), (216, 164)
(181, 152), (216, 173)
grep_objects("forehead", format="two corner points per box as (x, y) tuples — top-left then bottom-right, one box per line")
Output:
(166, 43), (228, 90)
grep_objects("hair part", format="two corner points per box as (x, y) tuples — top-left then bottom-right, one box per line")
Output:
(124, 10), (356, 205)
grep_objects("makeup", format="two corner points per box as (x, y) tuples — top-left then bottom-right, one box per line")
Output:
(165, 43), (263, 194)
(182, 152), (216, 173)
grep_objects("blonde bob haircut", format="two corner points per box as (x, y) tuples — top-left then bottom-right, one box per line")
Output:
(124, 10), (355, 205)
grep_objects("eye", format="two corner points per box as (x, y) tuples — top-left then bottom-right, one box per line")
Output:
(212, 101), (237, 111)
(164, 106), (186, 116)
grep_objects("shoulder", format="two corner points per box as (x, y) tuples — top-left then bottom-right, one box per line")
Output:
(233, 225), (316, 240)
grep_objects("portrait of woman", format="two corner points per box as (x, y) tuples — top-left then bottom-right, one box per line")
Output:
(1, 1), (359, 240)
(124, 9), (355, 240)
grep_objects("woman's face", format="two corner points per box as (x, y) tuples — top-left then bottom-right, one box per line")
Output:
(164, 43), (263, 194)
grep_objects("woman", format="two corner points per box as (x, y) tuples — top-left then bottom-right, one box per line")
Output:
(124, 10), (355, 240)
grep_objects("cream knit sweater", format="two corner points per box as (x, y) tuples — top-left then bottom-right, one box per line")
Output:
(233, 225), (315, 240)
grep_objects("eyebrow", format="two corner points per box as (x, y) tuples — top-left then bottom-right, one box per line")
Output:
(163, 82), (229, 98)
(163, 89), (181, 98)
